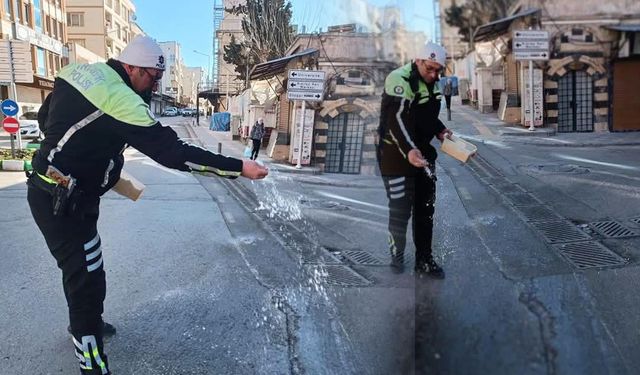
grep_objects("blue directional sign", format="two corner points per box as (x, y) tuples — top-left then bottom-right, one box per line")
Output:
(1, 99), (19, 117)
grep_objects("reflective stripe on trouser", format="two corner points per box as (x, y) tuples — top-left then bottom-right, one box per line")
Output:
(382, 170), (436, 263)
(27, 186), (110, 375)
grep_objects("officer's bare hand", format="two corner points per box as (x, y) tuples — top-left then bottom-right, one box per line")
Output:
(437, 128), (453, 142)
(241, 160), (269, 179)
(408, 149), (428, 168)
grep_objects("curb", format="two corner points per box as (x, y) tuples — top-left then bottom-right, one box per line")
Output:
(0, 159), (32, 171)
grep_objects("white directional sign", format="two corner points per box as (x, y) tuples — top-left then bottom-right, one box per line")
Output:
(514, 51), (550, 60)
(288, 70), (325, 81)
(513, 30), (548, 39)
(287, 69), (326, 102)
(513, 30), (549, 61)
(287, 91), (324, 101)
(289, 80), (324, 91)
(514, 40), (548, 50)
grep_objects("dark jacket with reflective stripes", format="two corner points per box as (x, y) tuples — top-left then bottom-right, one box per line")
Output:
(33, 59), (242, 197)
(377, 62), (446, 176)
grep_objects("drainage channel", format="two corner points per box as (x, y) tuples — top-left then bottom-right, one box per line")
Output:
(218, 178), (374, 287)
(466, 156), (628, 270)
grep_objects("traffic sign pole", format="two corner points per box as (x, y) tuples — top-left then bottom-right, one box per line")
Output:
(295, 99), (306, 169)
(528, 60), (535, 131)
(7, 42), (22, 149)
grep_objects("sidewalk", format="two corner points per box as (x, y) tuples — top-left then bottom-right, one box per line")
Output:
(447, 99), (640, 147)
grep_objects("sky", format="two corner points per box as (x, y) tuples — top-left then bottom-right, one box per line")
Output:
(133, 0), (435, 72)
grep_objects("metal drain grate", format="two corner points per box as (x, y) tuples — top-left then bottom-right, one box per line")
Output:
(531, 221), (592, 243)
(503, 192), (541, 206)
(305, 265), (372, 286)
(341, 250), (385, 266)
(628, 217), (640, 226)
(588, 221), (638, 238)
(300, 248), (342, 264)
(553, 241), (627, 269)
(516, 205), (563, 222)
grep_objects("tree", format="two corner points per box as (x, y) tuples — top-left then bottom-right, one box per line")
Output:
(223, 0), (295, 84)
(444, 0), (515, 49)
(222, 35), (250, 81)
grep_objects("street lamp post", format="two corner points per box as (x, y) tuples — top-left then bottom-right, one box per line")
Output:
(194, 50), (212, 126)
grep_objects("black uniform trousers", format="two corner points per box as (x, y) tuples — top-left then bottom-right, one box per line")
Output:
(27, 182), (110, 375)
(382, 168), (436, 264)
(251, 138), (262, 160)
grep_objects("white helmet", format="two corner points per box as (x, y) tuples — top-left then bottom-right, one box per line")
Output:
(417, 42), (447, 67)
(117, 36), (165, 71)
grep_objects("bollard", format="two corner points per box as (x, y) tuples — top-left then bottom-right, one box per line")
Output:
(217, 142), (222, 154)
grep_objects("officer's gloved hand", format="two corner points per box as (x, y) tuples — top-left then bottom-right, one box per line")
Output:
(242, 160), (269, 180)
(408, 149), (428, 168)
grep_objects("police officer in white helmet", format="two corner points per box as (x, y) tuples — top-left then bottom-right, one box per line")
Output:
(377, 42), (453, 277)
(28, 35), (268, 374)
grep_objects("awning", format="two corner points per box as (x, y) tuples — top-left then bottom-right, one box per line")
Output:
(604, 24), (640, 32)
(474, 8), (540, 42)
(249, 48), (319, 81)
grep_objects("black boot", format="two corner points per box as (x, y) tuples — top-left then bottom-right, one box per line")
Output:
(67, 321), (117, 338)
(415, 257), (445, 279)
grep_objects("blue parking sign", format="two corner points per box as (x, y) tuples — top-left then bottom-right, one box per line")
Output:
(1, 99), (19, 117)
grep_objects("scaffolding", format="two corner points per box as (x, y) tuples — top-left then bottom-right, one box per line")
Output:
(212, 0), (224, 86)
(433, 0), (442, 45)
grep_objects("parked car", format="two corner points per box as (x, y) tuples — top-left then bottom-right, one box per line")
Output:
(182, 108), (196, 117)
(161, 108), (178, 117)
(19, 111), (41, 138)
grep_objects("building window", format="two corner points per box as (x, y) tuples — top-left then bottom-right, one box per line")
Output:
(67, 12), (84, 27)
(13, 0), (20, 21)
(33, 0), (41, 32)
(23, 1), (31, 25)
(114, 0), (120, 15)
(52, 18), (58, 38)
(4, 0), (11, 20)
(36, 47), (46, 76)
(44, 15), (50, 34)
(69, 38), (85, 47)
(630, 32), (640, 55)
(55, 56), (60, 72)
(105, 0), (112, 8)
(48, 52), (54, 75)
(58, 20), (64, 40)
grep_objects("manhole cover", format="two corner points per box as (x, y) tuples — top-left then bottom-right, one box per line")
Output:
(525, 164), (590, 175)
(299, 199), (349, 210)
(516, 205), (563, 222)
(554, 241), (627, 269)
(531, 221), (592, 243)
(503, 192), (541, 206)
(341, 250), (386, 266)
(305, 265), (372, 286)
(588, 221), (638, 238)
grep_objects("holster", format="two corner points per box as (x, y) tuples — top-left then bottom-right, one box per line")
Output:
(27, 172), (85, 217)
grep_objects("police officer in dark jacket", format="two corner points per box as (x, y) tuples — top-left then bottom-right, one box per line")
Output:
(27, 36), (268, 374)
(377, 42), (452, 278)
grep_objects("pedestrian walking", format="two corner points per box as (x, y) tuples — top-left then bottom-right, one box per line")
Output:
(249, 118), (266, 160)
(443, 78), (453, 121)
(376, 42), (453, 278)
(26, 35), (268, 374)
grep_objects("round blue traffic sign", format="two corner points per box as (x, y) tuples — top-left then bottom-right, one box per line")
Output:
(1, 99), (19, 117)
